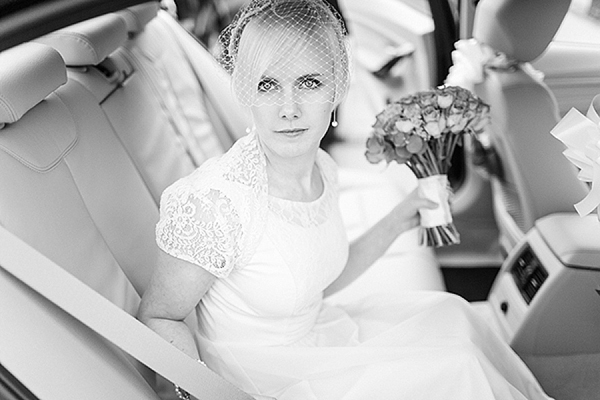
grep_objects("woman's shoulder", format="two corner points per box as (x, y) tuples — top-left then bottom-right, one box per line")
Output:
(219, 131), (267, 188)
(162, 132), (267, 201)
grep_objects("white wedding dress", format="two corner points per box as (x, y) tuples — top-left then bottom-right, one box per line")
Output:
(156, 132), (551, 400)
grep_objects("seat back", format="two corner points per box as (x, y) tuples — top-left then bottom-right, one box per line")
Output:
(145, 7), (250, 144)
(467, 0), (588, 253)
(34, 5), (250, 205)
(34, 11), (200, 204)
(118, 3), (249, 151)
(117, 4), (228, 162)
(0, 41), (159, 313)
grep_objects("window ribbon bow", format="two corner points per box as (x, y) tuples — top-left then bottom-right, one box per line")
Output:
(551, 95), (600, 217)
(445, 39), (518, 91)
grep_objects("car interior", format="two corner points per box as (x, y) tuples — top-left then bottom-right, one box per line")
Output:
(1, 0), (600, 399)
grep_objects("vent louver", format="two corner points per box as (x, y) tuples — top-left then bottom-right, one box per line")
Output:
(511, 245), (548, 304)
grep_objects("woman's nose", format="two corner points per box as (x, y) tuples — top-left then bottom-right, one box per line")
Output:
(279, 90), (301, 121)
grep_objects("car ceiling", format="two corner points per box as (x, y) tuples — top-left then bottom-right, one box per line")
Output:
(0, 0), (157, 52)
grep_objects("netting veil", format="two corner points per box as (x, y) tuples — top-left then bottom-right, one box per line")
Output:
(217, 0), (350, 108)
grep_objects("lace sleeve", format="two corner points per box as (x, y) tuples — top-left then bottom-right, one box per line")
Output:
(156, 182), (244, 278)
(156, 132), (269, 277)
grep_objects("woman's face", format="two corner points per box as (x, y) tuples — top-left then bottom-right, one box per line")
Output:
(250, 43), (335, 160)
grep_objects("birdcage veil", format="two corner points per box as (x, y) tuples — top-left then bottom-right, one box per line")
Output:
(216, 0), (350, 108)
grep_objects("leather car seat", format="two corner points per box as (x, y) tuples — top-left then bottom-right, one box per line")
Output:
(0, 41), (158, 311)
(34, 4), (251, 205)
(117, 3), (250, 151)
(33, 12), (202, 204)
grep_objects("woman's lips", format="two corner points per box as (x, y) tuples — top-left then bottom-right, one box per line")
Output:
(276, 128), (307, 137)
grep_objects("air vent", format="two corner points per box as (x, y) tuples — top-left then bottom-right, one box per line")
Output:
(511, 245), (548, 304)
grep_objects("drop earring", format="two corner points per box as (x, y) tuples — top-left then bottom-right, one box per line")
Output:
(331, 108), (338, 128)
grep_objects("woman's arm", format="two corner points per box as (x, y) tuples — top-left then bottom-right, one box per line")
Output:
(324, 188), (436, 296)
(137, 249), (216, 360)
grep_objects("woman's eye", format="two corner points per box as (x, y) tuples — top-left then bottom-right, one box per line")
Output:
(299, 77), (322, 90)
(258, 78), (277, 92)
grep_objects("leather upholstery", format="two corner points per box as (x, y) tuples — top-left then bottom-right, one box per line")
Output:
(34, 13), (128, 66)
(0, 42), (66, 124)
(117, 2), (160, 34)
(468, 0), (588, 253)
(35, 10), (201, 204)
(473, 0), (571, 62)
(0, 42), (158, 313)
(118, 9), (226, 168)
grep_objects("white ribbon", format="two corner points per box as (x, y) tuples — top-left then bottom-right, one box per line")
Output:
(551, 95), (600, 217)
(445, 39), (519, 91)
(417, 174), (453, 227)
(445, 39), (488, 91)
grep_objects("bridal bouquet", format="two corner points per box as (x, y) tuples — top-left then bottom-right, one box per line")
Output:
(365, 85), (490, 247)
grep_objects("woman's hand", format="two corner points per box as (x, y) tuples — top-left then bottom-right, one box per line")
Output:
(391, 188), (438, 235)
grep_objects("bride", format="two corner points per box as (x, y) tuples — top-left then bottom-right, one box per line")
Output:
(138, 0), (552, 398)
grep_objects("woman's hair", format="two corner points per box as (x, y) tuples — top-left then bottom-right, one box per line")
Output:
(217, 0), (350, 107)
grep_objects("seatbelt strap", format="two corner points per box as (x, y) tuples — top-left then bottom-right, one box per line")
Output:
(0, 224), (253, 400)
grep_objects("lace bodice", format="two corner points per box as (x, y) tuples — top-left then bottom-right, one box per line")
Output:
(156, 131), (339, 277)
(157, 130), (347, 348)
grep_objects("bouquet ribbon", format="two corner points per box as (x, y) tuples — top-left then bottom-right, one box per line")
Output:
(417, 174), (453, 228)
(551, 96), (600, 216)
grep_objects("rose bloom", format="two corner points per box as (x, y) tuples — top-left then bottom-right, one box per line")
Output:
(424, 121), (441, 138)
(436, 92), (454, 108)
(418, 92), (437, 106)
(395, 118), (415, 133)
(391, 131), (407, 147)
(402, 103), (421, 119)
(447, 112), (469, 133)
(365, 135), (387, 163)
(394, 142), (412, 163)
(376, 103), (404, 125)
(422, 106), (441, 122)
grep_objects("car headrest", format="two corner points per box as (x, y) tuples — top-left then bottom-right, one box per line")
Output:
(34, 13), (128, 67)
(0, 42), (67, 125)
(473, 0), (570, 62)
(117, 2), (160, 35)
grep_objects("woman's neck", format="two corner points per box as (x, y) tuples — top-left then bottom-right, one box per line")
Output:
(264, 150), (323, 202)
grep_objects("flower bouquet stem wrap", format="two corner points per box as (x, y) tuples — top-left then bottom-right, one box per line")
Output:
(365, 85), (490, 247)
(417, 174), (459, 246)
